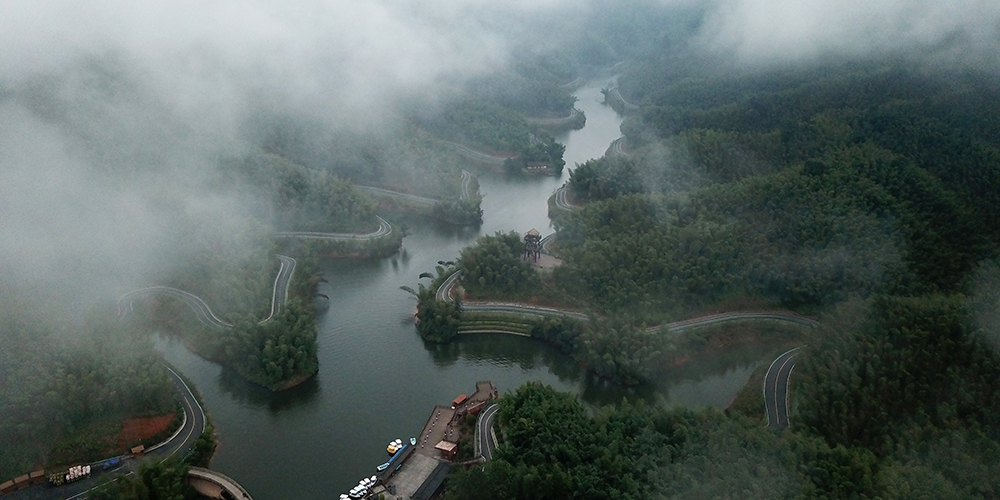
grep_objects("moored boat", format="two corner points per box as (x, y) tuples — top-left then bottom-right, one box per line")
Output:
(386, 438), (403, 454)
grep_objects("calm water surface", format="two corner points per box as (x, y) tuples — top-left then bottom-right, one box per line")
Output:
(157, 82), (771, 500)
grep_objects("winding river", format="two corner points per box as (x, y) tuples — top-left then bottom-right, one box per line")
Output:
(155, 81), (778, 500)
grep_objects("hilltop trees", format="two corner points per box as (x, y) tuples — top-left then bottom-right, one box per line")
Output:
(796, 295), (1000, 454)
(446, 383), (665, 500)
(459, 231), (539, 298)
(223, 298), (320, 390)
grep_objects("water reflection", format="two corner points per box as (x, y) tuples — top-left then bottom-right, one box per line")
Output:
(215, 367), (322, 413)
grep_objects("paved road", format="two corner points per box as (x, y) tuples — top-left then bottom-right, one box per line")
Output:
(188, 467), (254, 500)
(437, 271), (815, 430)
(609, 87), (639, 111)
(460, 169), (475, 201)
(477, 404), (500, 461)
(552, 185), (580, 211)
(539, 233), (557, 256)
(267, 255), (296, 321)
(462, 302), (590, 321)
(23, 219), (390, 499)
(357, 171), (476, 205)
(560, 77), (584, 89)
(118, 286), (233, 328)
(436, 270), (462, 302)
(658, 312), (820, 334)
(608, 136), (628, 156)
(438, 271), (816, 335)
(117, 255), (297, 328)
(764, 347), (802, 430)
(275, 216), (392, 240)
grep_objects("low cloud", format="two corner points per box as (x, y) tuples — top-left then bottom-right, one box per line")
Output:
(696, 0), (1000, 67)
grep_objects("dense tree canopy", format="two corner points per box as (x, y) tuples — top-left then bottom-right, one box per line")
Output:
(560, 60), (1000, 321)
(459, 231), (539, 298)
(0, 312), (177, 476)
(89, 460), (197, 500)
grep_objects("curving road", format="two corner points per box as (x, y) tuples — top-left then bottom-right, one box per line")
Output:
(437, 271), (814, 431)
(121, 214), (395, 326)
(608, 136), (628, 157)
(267, 255), (296, 321)
(657, 312), (819, 334)
(436, 270), (462, 303)
(560, 77), (584, 89)
(539, 233), (557, 256)
(356, 170), (477, 207)
(438, 271), (817, 336)
(608, 87), (639, 111)
(188, 467), (255, 500)
(275, 216), (392, 240)
(101, 219), (394, 499)
(150, 365), (208, 460)
(460, 169), (476, 201)
(477, 404), (500, 462)
(552, 185), (580, 211)
(463, 302), (589, 321)
(117, 255), (297, 328)
(764, 347), (801, 430)
(118, 286), (233, 328)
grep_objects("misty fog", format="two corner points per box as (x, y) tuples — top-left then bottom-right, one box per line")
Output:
(3, 0), (996, 315)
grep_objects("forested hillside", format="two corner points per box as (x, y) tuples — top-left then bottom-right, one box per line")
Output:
(443, 23), (1000, 500)
(0, 304), (177, 477)
(561, 60), (1000, 320)
(448, 296), (1000, 499)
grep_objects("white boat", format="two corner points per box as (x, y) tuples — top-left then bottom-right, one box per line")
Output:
(377, 462), (389, 472)
(410, 437), (416, 445)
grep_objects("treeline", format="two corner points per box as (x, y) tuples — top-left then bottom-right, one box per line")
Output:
(432, 197), (484, 226)
(0, 310), (177, 477)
